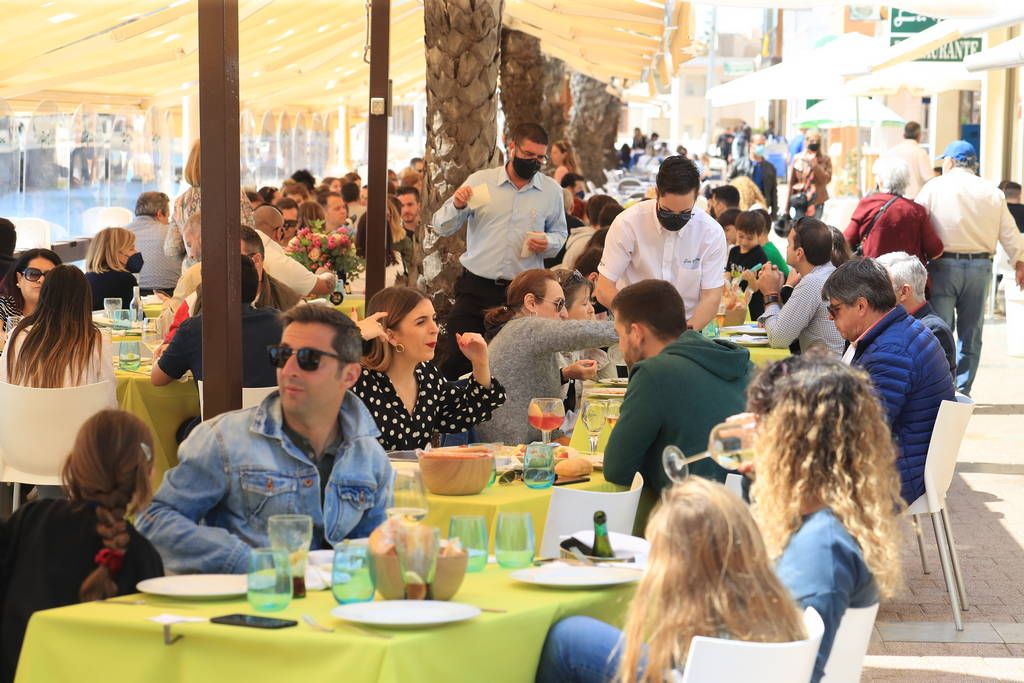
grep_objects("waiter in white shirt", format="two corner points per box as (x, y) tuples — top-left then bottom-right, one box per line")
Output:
(915, 140), (1024, 395)
(882, 121), (934, 199)
(431, 122), (568, 378)
(595, 156), (727, 331)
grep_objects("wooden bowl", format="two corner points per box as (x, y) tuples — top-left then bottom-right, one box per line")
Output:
(370, 550), (469, 601)
(418, 452), (494, 496)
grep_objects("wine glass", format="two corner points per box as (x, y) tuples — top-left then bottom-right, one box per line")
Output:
(662, 415), (759, 485)
(527, 397), (564, 443)
(386, 468), (429, 522)
(140, 318), (162, 358)
(604, 400), (622, 432)
(579, 398), (607, 455)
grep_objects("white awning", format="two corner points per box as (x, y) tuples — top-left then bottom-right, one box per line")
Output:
(964, 35), (1024, 72)
(845, 62), (981, 96)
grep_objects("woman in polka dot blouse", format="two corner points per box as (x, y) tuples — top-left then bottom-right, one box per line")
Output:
(352, 287), (506, 451)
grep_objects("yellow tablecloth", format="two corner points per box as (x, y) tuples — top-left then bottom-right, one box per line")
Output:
(425, 473), (620, 550)
(143, 303), (162, 319)
(15, 564), (635, 683)
(333, 294), (366, 319)
(116, 365), (199, 486)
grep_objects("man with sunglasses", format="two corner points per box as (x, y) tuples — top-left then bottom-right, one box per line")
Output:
(138, 304), (391, 574)
(431, 122), (568, 379)
(595, 156), (727, 333)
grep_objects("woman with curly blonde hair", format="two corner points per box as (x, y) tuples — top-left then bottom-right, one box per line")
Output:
(534, 478), (807, 683)
(749, 352), (903, 683)
(730, 174), (768, 211)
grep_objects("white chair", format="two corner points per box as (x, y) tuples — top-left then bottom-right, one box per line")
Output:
(725, 473), (744, 498)
(820, 603), (879, 683)
(539, 472), (643, 557)
(905, 397), (975, 630)
(82, 206), (133, 237)
(197, 380), (276, 419)
(0, 381), (114, 510)
(678, 607), (824, 683)
(11, 218), (52, 250)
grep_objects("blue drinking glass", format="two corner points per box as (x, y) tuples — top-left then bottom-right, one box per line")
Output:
(248, 548), (292, 612)
(495, 512), (535, 569)
(332, 543), (376, 604)
(522, 442), (555, 489)
(448, 515), (488, 572)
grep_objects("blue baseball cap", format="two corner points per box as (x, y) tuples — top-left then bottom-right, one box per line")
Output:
(939, 140), (977, 162)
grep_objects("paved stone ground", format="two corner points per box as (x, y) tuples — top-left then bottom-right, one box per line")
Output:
(862, 316), (1024, 681)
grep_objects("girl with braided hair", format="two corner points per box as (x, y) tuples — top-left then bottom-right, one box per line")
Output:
(0, 410), (163, 682)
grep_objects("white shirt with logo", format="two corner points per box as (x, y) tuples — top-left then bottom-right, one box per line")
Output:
(598, 200), (727, 317)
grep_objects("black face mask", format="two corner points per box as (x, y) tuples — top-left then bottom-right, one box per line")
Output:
(126, 252), (144, 273)
(656, 205), (692, 232)
(511, 155), (542, 181)
(807, 143), (821, 153)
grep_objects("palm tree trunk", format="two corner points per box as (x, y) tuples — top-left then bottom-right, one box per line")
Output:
(540, 57), (569, 144)
(412, 0), (503, 309)
(499, 28), (544, 145)
(567, 72), (622, 187)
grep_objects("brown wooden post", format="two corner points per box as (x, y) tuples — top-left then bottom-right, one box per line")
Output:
(197, 0), (242, 417)
(365, 0), (391, 301)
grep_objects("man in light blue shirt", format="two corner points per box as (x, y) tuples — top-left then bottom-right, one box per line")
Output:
(431, 122), (568, 378)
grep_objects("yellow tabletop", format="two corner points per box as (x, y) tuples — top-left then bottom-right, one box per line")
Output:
(15, 564), (635, 683)
(333, 294), (366, 319)
(143, 303), (162, 319)
(425, 473), (619, 551)
(115, 363), (199, 487)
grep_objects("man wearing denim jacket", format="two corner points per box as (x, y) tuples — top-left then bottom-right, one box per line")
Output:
(137, 304), (392, 574)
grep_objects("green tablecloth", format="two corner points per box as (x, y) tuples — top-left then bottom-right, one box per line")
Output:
(116, 366), (199, 487)
(425, 473), (620, 550)
(15, 565), (634, 683)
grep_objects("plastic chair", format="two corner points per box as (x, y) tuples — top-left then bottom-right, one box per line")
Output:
(82, 206), (133, 237)
(820, 603), (880, 683)
(725, 473), (744, 498)
(539, 472), (643, 557)
(197, 380), (276, 420)
(11, 218), (52, 250)
(0, 381), (114, 510)
(905, 397), (975, 630)
(677, 607), (824, 683)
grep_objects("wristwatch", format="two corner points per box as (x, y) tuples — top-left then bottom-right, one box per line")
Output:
(764, 293), (781, 305)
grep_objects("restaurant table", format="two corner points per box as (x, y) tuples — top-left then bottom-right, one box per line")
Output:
(15, 564), (636, 683)
(425, 473), (621, 550)
(333, 293), (366, 319)
(115, 363), (199, 486)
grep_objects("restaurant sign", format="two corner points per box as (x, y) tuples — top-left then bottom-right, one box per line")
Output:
(889, 35), (983, 63)
(889, 9), (938, 35)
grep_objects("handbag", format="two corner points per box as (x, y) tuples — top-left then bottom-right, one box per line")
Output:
(853, 194), (901, 257)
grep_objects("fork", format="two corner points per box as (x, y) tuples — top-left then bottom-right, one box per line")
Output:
(302, 614), (392, 640)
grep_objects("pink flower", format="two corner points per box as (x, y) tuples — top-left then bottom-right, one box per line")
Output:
(340, 236), (349, 247)
(308, 247), (322, 261)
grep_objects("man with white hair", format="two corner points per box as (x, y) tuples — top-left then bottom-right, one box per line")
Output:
(915, 140), (1024, 394)
(844, 156), (943, 263)
(877, 251), (956, 382)
(882, 121), (933, 199)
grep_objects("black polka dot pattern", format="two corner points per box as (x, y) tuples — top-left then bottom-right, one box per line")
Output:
(351, 362), (507, 451)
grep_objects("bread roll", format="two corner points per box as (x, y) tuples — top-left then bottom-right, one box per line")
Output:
(555, 457), (593, 479)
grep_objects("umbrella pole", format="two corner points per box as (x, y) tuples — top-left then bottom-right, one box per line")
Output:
(855, 96), (863, 199)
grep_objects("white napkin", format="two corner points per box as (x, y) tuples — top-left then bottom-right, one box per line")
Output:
(305, 563), (332, 592)
(148, 614), (207, 625)
(467, 184), (491, 210)
(520, 231), (546, 258)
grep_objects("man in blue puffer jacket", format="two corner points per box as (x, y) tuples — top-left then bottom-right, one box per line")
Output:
(822, 259), (955, 504)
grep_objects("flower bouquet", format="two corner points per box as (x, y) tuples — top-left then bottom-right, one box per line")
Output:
(285, 219), (365, 280)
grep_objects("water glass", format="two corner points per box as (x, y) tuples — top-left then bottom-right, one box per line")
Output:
(495, 512), (535, 568)
(331, 542), (375, 604)
(112, 309), (133, 331)
(522, 442), (555, 489)
(248, 548), (292, 612)
(448, 515), (488, 572)
(103, 297), (121, 321)
(395, 525), (440, 600)
(118, 340), (141, 371)
(268, 514), (313, 598)
(386, 468), (429, 522)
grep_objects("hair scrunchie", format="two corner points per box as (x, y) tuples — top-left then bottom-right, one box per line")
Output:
(94, 548), (125, 576)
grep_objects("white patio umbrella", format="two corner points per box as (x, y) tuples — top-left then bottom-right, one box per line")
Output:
(796, 96), (906, 129)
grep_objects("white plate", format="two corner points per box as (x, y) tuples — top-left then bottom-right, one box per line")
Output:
(586, 387), (627, 397)
(730, 335), (770, 346)
(721, 324), (766, 335)
(136, 574), (247, 599)
(330, 600), (481, 628)
(509, 565), (643, 588)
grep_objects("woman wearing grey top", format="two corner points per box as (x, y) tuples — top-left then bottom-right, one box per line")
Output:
(476, 269), (617, 445)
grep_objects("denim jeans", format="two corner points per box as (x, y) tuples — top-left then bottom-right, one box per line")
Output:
(535, 617), (628, 683)
(927, 256), (991, 395)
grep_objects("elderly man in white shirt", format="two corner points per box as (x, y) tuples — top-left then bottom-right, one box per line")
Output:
(915, 140), (1024, 395)
(882, 121), (934, 199)
(595, 156), (726, 331)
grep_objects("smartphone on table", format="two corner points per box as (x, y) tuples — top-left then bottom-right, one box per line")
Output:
(210, 614), (298, 629)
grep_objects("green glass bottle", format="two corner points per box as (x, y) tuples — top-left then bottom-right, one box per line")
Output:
(592, 510), (614, 558)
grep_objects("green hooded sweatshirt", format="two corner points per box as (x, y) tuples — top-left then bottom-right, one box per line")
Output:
(603, 331), (754, 523)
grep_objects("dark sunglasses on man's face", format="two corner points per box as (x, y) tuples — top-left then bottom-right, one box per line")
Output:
(267, 344), (341, 371)
(282, 220), (298, 229)
(20, 267), (49, 282)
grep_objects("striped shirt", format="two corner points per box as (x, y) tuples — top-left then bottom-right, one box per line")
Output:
(757, 263), (844, 355)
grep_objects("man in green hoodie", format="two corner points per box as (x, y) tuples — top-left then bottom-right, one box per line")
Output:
(604, 280), (754, 524)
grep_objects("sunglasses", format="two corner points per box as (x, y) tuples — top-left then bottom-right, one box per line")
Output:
(556, 269), (587, 286)
(536, 296), (566, 312)
(282, 220), (298, 229)
(20, 267), (49, 282)
(826, 302), (843, 318)
(267, 344), (341, 371)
